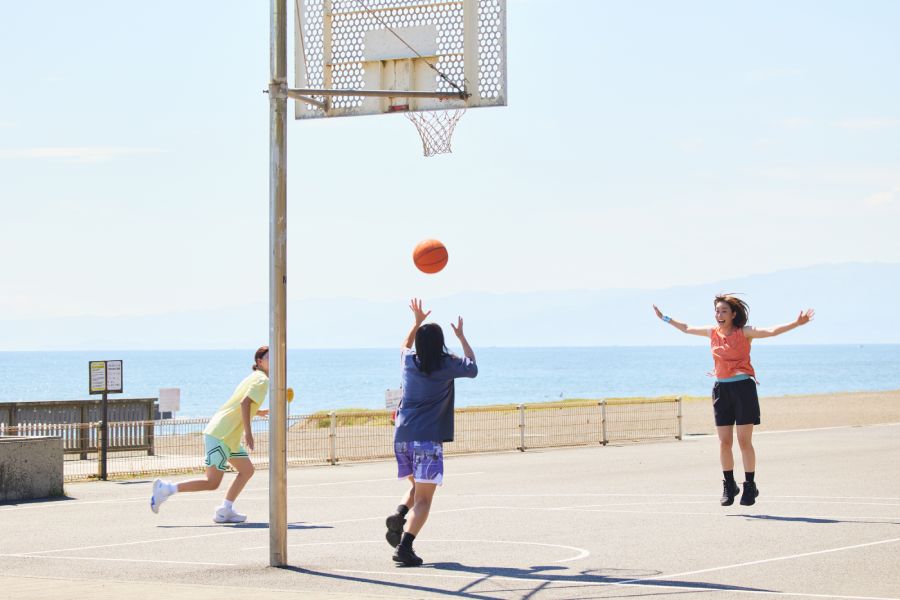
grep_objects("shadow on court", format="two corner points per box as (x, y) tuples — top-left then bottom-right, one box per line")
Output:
(0, 494), (76, 507)
(278, 565), (498, 600)
(730, 514), (900, 525)
(155, 521), (333, 531)
(279, 563), (774, 599)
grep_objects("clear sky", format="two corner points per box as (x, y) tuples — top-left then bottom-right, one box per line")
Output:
(1, 1), (898, 321)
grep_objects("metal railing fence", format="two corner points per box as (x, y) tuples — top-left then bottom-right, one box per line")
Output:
(0, 420), (154, 459)
(0, 398), (681, 482)
(0, 398), (156, 427)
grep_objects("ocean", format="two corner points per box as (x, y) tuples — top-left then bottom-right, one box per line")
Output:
(1, 345), (898, 417)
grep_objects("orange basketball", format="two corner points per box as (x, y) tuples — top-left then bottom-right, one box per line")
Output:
(413, 239), (448, 274)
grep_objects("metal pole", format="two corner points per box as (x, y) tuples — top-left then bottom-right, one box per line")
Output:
(600, 400), (608, 446)
(517, 404), (525, 452)
(676, 396), (683, 441)
(100, 392), (108, 480)
(268, 0), (289, 568)
(329, 411), (337, 465)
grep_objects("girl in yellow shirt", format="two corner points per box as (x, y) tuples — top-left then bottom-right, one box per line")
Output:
(150, 346), (270, 523)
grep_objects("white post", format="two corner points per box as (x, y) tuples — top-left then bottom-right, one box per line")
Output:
(600, 400), (608, 446)
(676, 396), (683, 441)
(329, 411), (337, 465)
(268, 0), (289, 568)
(518, 404), (525, 452)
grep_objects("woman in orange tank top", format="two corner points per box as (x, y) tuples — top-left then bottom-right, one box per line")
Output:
(653, 295), (814, 507)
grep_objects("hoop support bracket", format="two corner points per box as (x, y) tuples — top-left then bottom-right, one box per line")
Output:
(287, 88), (469, 102)
(290, 93), (328, 110)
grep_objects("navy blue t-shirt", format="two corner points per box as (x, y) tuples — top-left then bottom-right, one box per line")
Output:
(394, 349), (478, 443)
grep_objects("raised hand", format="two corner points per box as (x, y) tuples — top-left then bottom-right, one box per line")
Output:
(409, 298), (431, 325)
(796, 309), (815, 325)
(450, 316), (464, 338)
(652, 304), (665, 320)
(450, 316), (475, 361)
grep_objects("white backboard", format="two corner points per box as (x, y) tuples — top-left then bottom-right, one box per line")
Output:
(294, 0), (506, 119)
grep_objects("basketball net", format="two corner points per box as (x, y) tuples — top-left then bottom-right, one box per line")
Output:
(405, 108), (466, 157)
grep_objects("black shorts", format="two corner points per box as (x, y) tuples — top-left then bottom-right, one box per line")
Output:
(712, 378), (760, 426)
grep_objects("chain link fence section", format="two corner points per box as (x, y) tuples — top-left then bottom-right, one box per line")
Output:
(0, 398), (682, 482)
(603, 397), (684, 443)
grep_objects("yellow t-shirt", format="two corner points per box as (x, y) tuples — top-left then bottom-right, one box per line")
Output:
(203, 370), (269, 452)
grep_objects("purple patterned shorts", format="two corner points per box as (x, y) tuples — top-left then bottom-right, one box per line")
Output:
(394, 441), (444, 485)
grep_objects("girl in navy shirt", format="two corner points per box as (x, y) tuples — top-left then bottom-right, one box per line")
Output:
(386, 298), (478, 566)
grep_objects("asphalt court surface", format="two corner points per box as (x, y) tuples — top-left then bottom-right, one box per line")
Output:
(2, 423), (899, 600)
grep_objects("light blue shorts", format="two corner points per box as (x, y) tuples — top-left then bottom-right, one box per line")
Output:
(395, 441), (443, 485)
(204, 434), (249, 471)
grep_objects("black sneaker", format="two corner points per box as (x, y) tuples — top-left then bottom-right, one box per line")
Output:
(740, 481), (759, 506)
(392, 544), (424, 567)
(385, 514), (406, 548)
(720, 480), (740, 506)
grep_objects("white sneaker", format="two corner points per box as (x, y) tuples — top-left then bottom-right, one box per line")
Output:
(213, 505), (247, 524)
(150, 479), (173, 514)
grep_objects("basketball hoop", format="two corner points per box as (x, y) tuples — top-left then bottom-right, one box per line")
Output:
(291, 0), (506, 156)
(405, 108), (466, 157)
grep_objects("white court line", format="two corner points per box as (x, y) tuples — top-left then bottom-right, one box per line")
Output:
(0, 553), (235, 567)
(272, 503), (899, 527)
(241, 505), (498, 531)
(448, 493), (900, 501)
(449, 504), (899, 522)
(12, 507), (496, 557)
(245, 538), (589, 563)
(557, 508), (900, 521)
(20, 530), (243, 555)
(739, 495), (900, 502)
(7, 507), (494, 557)
(556, 500), (721, 509)
(619, 537), (900, 585)
(247, 472), (486, 494)
(753, 422), (900, 436)
(0, 471), (486, 513)
(278, 506), (486, 528)
(330, 568), (900, 600)
(553, 500), (900, 509)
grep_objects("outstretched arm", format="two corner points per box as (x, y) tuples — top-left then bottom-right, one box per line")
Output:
(403, 298), (431, 350)
(746, 309), (815, 339)
(653, 304), (711, 337)
(450, 317), (475, 362)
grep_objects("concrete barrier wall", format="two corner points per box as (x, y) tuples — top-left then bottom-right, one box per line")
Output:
(0, 436), (64, 502)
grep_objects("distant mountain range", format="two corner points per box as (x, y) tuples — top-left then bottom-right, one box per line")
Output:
(2, 263), (897, 350)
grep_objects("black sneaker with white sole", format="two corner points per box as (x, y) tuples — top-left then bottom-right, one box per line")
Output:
(392, 544), (424, 567)
(740, 481), (759, 506)
(385, 514), (406, 548)
(720, 480), (740, 506)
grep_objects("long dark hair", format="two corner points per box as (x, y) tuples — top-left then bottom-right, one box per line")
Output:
(414, 323), (450, 375)
(252, 345), (269, 371)
(714, 294), (750, 328)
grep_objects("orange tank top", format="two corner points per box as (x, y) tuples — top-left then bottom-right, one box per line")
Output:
(710, 327), (756, 380)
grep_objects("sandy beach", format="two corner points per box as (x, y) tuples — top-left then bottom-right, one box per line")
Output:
(680, 389), (900, 435)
